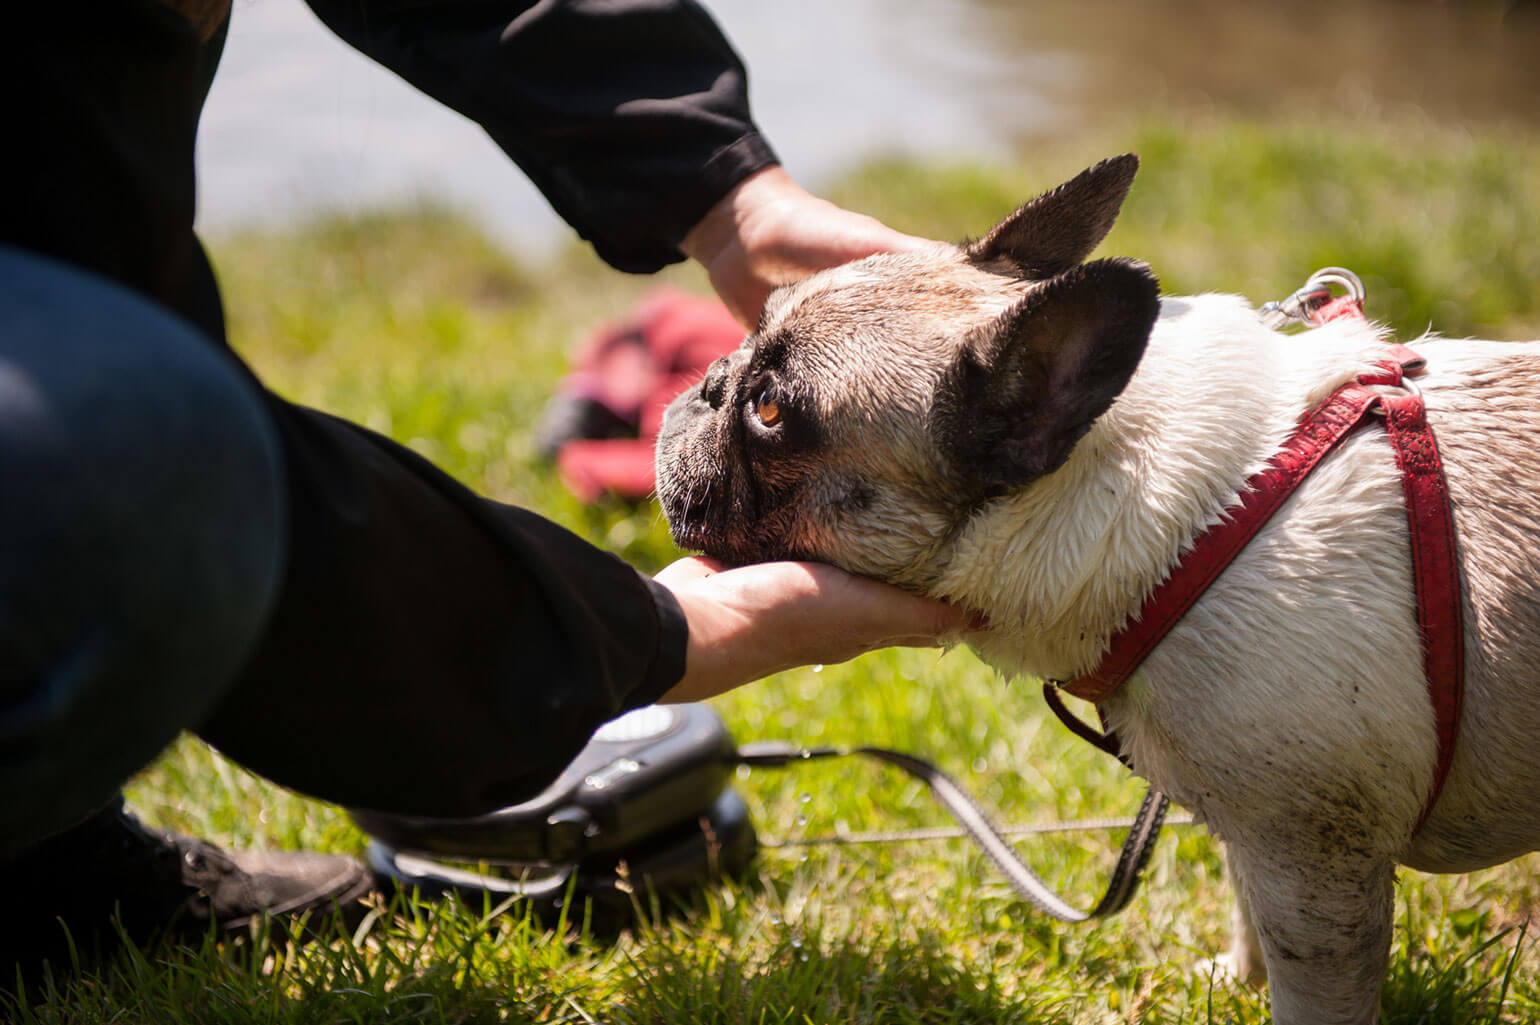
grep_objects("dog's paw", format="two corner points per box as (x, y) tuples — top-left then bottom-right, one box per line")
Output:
(1206, 946), (1267, 989)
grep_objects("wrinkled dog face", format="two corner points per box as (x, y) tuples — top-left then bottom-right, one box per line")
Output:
(657, 252), (1028, 583)
(656, 155), (1161, 590)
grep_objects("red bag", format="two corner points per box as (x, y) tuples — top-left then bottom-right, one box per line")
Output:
(536, 288), (743, 502)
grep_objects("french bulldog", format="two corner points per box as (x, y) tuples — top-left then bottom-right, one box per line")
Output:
(654, 154), (1540, 1025)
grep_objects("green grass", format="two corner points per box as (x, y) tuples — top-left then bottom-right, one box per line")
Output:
(8, 112), (1540, 1023)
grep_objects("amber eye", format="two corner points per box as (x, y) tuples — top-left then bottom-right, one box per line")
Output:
(754, 390), (782, 426)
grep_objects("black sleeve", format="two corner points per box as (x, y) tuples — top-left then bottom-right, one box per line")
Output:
(303, 0), (780, 272)
(197, 401), (688, 818)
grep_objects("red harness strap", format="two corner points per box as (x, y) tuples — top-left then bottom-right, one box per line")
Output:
(1058, 302), (1463, 833)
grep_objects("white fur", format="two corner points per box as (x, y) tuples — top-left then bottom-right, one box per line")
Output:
(935, 295), (1540, 1024)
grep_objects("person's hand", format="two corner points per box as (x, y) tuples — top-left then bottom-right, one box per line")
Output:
(681, 165), (941, 329)
(653, 556), (981, 703)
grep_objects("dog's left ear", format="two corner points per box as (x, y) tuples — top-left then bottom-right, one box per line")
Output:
(938, 258), (1159, 497)
(965, 154), (1140, 279)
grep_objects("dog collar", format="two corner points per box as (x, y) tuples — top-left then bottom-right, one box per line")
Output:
(1051, 270), (1463, 835)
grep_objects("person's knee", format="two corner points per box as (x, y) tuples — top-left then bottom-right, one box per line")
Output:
(0, 246), (287, 850)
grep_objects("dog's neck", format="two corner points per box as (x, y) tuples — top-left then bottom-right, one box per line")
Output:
(936, 292), (1391, 681)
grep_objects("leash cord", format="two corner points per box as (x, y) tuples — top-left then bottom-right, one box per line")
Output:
(756, 812), (1194, 847)
(735, 741), (1176, 922)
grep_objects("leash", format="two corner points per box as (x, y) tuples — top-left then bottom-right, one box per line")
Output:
(1047, 267), (1464, 834)
(355, 701), (1180, 924)
(738, 741), (1177, 922)
(757, 810), (1195, 847)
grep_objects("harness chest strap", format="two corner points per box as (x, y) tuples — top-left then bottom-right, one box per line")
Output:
(1056, 322), (1463, 834)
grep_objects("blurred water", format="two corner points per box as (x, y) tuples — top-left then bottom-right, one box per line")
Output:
(196, 0), (1540, 258)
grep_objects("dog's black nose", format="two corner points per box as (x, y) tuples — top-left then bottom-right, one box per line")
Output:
(701, 356), (731, 409)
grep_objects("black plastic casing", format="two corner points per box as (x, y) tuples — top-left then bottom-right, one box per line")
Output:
(349, 703), (738, 865)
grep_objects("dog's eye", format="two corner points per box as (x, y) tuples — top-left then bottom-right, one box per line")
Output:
(754, 390), (782, 427)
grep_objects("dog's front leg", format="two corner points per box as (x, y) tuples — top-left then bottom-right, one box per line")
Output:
(1223, 840), (1395, 1025)
(1216, 841), (1267, 985)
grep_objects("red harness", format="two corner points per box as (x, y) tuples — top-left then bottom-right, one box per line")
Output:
(1052, 293), (1463, 833)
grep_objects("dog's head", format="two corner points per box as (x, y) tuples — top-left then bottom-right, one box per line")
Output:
(655, 155), (1161, 589)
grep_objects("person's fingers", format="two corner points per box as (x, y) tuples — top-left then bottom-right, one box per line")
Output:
(653, 559), (983, 704)
(681, 559), (977, 652)
(738, 203), (930, 284)
(786, 564), (978, 647)
(682, 165), (948, 328)
(653, 555), (728, 586)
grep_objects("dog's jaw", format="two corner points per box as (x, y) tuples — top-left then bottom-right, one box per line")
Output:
(655, 389), (774, 564)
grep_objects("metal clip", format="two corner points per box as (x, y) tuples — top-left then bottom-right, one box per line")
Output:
(1260, 267), (1366, 329)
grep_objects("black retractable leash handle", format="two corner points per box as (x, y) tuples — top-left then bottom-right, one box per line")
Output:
(738, 741), (1170, 922)
(354, 704), (757, 920)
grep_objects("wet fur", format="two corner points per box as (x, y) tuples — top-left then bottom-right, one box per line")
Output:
(655, 157), (1540, 1025)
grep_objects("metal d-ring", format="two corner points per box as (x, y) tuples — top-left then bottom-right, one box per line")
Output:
(1259, 266), (1367, 329)
(1300, 267), (1365, 319)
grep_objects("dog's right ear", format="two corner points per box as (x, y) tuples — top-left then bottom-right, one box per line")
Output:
(937, 257), (1159, 498)
(964, 154), (1139, 279)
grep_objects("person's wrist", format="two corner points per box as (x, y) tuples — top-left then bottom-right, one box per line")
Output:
(656, 590), (739, 704)
(680, 164), (797, 271)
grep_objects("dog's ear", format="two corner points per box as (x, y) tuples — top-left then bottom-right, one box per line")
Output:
(938, 258), (1159, 497)
(964, 154), (1139, 279)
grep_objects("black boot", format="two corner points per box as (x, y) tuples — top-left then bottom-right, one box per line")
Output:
(1, 798), (375, 984)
